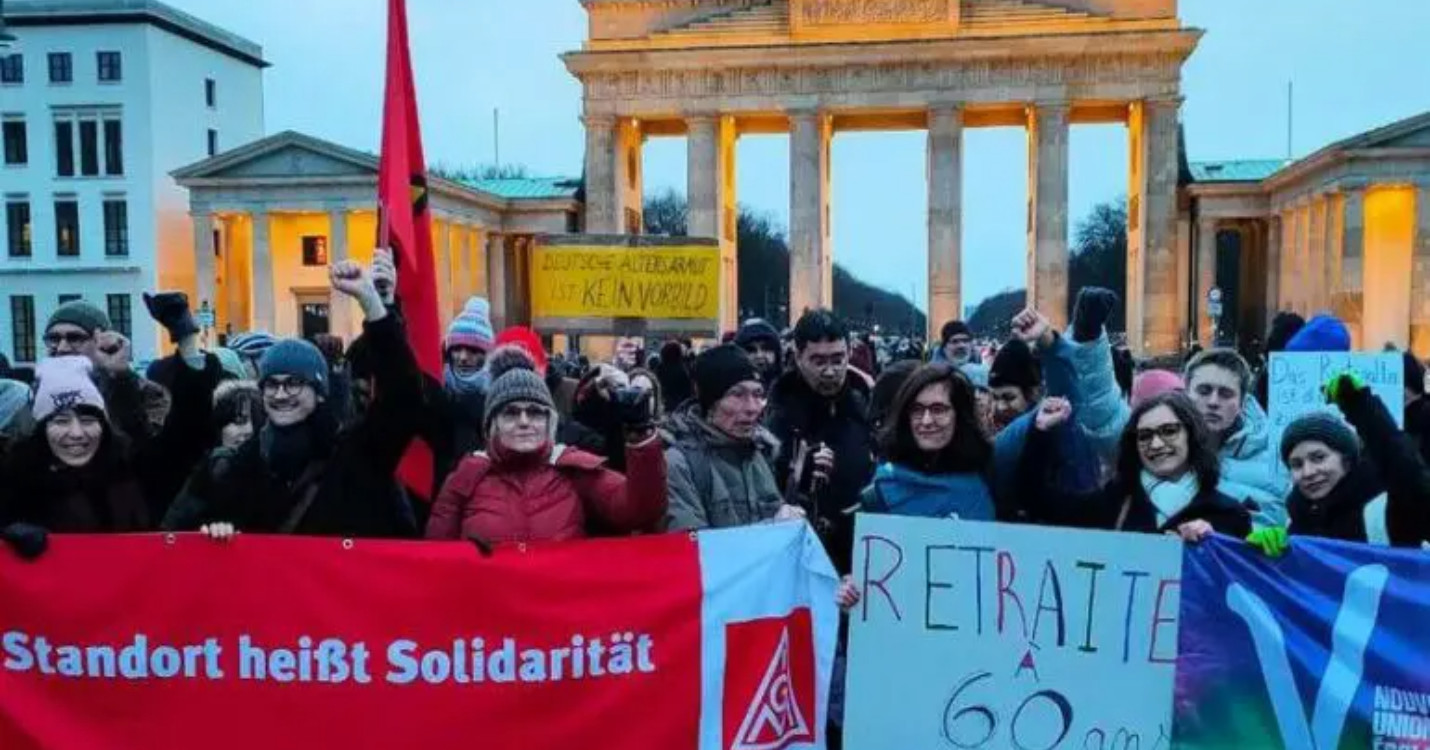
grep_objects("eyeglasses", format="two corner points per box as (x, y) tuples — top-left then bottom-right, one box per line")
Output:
(262, 378), (309, 397)
(498, 405), (549, 423)
(909, 403), (954, 422)
(1136, 422), (1185, 446)
(44, 331), (92, 347)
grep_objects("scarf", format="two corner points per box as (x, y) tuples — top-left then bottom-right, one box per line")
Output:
(445, 363), (487, 396)
(1140, 471), (1200, 527)
(259, 414), (334, 485)
(868, 462), (994, 521)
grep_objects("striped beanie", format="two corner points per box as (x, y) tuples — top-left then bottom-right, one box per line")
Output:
(229, 332), (277, 362)
(446, 297), (495, 355)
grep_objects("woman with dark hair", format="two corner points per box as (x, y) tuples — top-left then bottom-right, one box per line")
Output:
(210, 381), (265, 450)
(1016, 391), (1251, 540)
(858, 364), (995, 520)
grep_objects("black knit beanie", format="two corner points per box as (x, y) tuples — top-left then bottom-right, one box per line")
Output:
(941, 320), (971, 345)
(694, 344), (760, 413)
(989, 339), (1040, 391)
(1280, 412), (1360, 466)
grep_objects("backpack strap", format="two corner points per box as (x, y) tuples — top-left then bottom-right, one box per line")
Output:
(278, 460), (330, 534)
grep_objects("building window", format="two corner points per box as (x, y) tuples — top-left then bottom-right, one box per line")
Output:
(301, 236), (329, 267)
(2, 119), (25, 166)
(10, 296), (36, 363)
(207, 128), (219, 157)
(205, 78), (216, 107)
(5, 201), (30, 257)
(79, 120), (99, 176)
(97, 52), (122, 82)
(107, 294), (132, 337)
(48, 53), (72, 84)
(103, 119), (123, 175)
(54, 120), (74, 176)
(54, 199), (79, 256)
(0, 54), (21, 84)
(103, 199), (128, 257)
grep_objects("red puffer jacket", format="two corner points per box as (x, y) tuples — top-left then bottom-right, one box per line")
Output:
(424, 437), (667, 544)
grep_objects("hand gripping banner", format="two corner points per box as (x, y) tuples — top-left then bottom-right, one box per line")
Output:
(0, 525), (837, 750)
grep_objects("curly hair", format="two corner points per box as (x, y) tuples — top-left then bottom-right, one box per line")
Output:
(880, 363), (991, 474)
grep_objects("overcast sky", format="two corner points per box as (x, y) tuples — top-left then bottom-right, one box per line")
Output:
(168, 0), (1430, 313)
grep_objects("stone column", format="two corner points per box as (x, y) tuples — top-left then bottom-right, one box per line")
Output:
(486, 232), (507, 331)
(250, 209), (275, 333)
(1026, 102), (1070, 329)
(582, 115), (619, 233)
(191, 208), (216, 327)
(1309, 194), (1329, 313)
(789, 110), (833, 318)
(1340, 185), (1366, 347)
(927, 104), (963, 341)
(1265, 215), (1281, 329)
(1411, 183), (1430, 356)
(435, 218), (453, 323)
(1280, 205), (1300, 314)
(1295, 199), (1313, 314)
(617, 119), (644, 234)
(1195, 216), (1217, 345)
(326, 207), (351, 339)
(1126, 99), (1182, 354)
(688, 114), (739, 331)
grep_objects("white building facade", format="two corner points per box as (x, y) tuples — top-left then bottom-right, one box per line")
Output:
(0, 0), (265, 364)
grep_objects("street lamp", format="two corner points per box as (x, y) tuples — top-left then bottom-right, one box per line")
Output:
(0, 0), (17, 48)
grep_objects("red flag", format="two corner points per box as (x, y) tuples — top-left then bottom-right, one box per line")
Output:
(378, 0), (438, 498)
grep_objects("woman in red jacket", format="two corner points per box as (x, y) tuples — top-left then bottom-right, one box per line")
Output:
(425, 368), (667, 544)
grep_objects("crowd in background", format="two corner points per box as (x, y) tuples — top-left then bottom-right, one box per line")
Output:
(3, 250), (1430, 748)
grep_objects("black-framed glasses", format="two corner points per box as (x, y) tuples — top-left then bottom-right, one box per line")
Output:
(262, 378), (309, 397)
(1136, 422), (1185, 446)
(909, 403), (954, 422)
(44, 331), (92, 346)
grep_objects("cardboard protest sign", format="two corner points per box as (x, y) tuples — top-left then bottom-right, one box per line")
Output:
(1267, 352), (1403, 478)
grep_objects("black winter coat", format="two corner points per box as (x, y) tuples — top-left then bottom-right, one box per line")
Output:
(765, 370), (876, 574)
(1288, 387), (1430, 547)
(162, 315), (421, 538)
(1016, 427), (1252, 537)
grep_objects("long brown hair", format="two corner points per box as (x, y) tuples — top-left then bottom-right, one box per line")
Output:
(1116, 391), (1221, 490)
(880, 363), (991, 473)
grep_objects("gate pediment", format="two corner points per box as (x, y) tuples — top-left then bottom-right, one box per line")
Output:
(791, 0), (958, 29)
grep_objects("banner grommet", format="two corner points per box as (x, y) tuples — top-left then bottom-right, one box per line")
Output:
(341, 539), (355, 551)
(163, 533), (177, 546)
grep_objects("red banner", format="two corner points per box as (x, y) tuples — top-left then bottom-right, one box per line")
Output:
(0, 534), (704, 750)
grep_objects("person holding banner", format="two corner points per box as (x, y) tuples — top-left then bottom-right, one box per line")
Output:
(162, 252), (422, 540)
(425, 367), (666, 545)
(1255, 371), (1430, 551)
(1017, 391), (1251, 540)
(858, 363), (996, 521)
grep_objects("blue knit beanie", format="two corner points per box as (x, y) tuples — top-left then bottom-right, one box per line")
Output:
(446, 297), (495, 354)
(1285, 315), (1351, 353)
(258, 339), (329, 397)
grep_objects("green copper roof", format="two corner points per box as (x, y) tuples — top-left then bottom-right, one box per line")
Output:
(461, 177), (581, 201)
(1188, 159), (1289, 183)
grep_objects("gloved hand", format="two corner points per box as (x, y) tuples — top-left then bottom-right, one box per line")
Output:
(143, 292), (199, 342)
(1071, 287), (1119, 343)
(614, 388), (654, 433)
(1324, 370), (1368, 408)
(1, 523), (49, 561)
(1245, 526), (1289, 558)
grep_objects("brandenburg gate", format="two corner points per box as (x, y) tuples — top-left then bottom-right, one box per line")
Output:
(565, 0), (1200, 353)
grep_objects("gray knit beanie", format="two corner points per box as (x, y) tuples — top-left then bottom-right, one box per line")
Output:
(1280, 411), (1360, 466)
(258, 339), (330, 397)
(484, 368), (556, 432)
(46, 300), (112, 336)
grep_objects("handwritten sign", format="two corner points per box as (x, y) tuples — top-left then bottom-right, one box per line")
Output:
(844, 515), (1183, 750)
(530, 243), (720, 321)
(1267, 352), (1403, 476)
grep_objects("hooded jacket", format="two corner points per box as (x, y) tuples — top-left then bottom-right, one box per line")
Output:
(859, 462), (995, 521)
(425, 437), (667, 544)
(1216, 398), (1291, 527)
(162, 315), (421, 538)
(765, 369), (876, 574)
(1286, 386), (1430, 547)
(662, 402), (784, 531)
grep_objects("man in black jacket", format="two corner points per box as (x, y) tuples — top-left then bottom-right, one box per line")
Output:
(765, 309), (874, 575)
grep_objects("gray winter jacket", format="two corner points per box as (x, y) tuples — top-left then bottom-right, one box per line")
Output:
(662, 403), (784, 531)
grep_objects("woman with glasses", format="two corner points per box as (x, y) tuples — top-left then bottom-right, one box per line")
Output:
(858, 364), (996, 521)
(1015, 391), (1251, 540)
(425, 368), (667, 544)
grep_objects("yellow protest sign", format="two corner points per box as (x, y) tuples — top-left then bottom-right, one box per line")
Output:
(530, 242), (720, 321)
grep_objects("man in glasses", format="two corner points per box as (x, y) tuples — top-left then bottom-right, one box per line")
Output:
(163, 250), (422, 540)
(43, 299), (171, 441)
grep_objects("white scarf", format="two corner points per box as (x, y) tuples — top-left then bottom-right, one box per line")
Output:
(1140, 471), (1200, 527)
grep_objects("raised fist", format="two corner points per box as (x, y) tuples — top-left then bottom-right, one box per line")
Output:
(1034, 396), (1072, 432)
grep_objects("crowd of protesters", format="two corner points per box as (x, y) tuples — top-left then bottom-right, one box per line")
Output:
(3, 249), (1430, 745)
